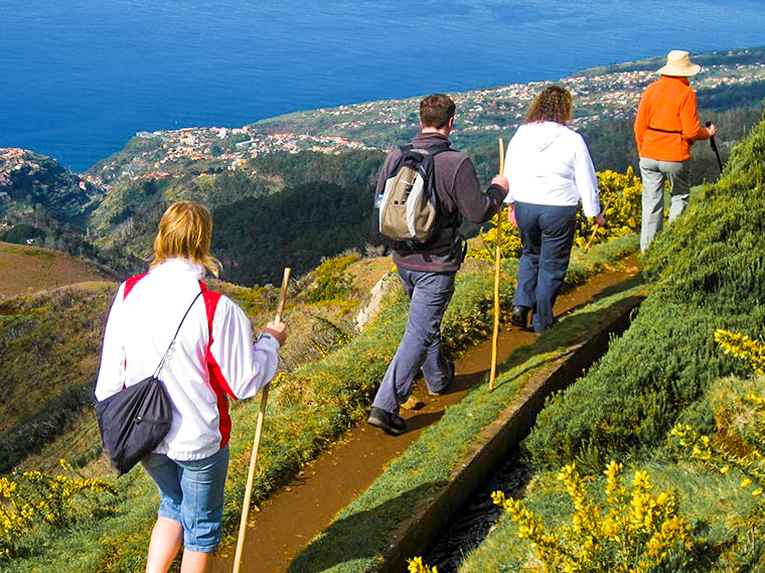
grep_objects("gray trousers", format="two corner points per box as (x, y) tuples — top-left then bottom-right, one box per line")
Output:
(372, 268), (455, 414)
(639, 157), (690, 251)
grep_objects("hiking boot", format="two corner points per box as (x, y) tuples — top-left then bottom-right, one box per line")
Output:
(427, 359), (455, 396)
(510, 305), (530, 328)
(367, 407), (407, 436)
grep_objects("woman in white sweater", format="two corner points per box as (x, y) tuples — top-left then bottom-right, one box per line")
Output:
(96, 201), (287, 573)
(503, 86), (605, 332)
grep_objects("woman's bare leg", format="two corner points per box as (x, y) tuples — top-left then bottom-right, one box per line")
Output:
(145, 517), (183, 573)
(180, 550), (212, 573)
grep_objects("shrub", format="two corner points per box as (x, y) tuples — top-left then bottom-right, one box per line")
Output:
(526, 111), (765, 472)
(575, 168), (642, 249)
(0, 462), (117, 560)
(306, 253), (360, 303)
(469, 167), (642, 263)
(407, 557), (438, 573)
(492, 461), (696, 572)
(670, 330), (765, 501)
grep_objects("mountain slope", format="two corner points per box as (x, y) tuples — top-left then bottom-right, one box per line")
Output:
(0, 241), (109, 298)
(0, 148), (103, 224)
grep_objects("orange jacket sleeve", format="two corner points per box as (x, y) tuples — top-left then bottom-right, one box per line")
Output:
(634, 94), (649, 155)
(680, 90), (710, 142)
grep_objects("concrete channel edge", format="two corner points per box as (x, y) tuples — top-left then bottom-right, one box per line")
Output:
(379, 295), (645, 572)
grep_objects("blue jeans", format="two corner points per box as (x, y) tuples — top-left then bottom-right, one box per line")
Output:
(513, 202), (578, 333)
(372, 268), (456, 414)
(141, 446), (229, 553)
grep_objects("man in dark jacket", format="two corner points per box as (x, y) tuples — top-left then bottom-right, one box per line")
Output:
(368, 94), (509, 435)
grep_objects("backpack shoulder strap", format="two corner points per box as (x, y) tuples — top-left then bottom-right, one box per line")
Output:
(198, 281), (222, 340)
(123, 273), (148, 300)
(384, 145), (414, 180)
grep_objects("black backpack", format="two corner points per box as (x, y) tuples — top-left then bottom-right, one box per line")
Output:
(373, 143), (451, 249)
(95, 292), (201, 475)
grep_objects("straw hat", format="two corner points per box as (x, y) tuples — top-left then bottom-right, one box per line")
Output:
(657, 50), (701, 77)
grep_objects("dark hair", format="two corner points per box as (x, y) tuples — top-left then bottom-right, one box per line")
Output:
(525, 85), (573, 125)
(420, 94), (456, 129)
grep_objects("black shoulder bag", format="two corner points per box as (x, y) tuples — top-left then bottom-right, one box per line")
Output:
(95, 291), (202, 475)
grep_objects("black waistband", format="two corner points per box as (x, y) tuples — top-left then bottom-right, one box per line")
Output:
(648, 126), (682, 134)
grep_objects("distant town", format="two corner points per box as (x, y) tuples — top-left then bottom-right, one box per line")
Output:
(84, 55), (765, 190)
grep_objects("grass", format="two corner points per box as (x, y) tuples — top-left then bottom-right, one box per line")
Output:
(458, 461), (758, 573)
(524, 112), (765, 473)
(0, 241), (106, 298)
(455, 110), (765, 573)
(5, 235), (638, 572)
(0, 284), (116, 473)
(289, 279), (645, 573)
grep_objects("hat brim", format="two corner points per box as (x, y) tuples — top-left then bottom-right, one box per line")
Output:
(657, 63), (701, 77)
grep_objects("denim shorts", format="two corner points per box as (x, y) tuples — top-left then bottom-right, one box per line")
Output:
(141, 446), (229, 553)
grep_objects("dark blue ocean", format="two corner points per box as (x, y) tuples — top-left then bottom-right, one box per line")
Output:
(2, 1), (764, 171)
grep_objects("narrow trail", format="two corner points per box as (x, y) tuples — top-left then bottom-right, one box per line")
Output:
(211, 259), (640, 573)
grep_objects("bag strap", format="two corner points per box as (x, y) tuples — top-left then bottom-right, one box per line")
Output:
(152, 291), (203, 378)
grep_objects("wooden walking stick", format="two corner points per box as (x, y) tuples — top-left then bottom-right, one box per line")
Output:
(489, 137), (505, 393)
(232, 267), (291, 573)
(583, 199), (611, 253)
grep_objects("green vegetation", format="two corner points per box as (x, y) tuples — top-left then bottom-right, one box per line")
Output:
(214, 180), (377, 285)
(290, 259), (643, 572)
(0, 463), (117, 560)
(0, 284), (115, 474)
(4, 231), (637, 571)
(306, 252), (361, 303)
(459, 108), (765, 573)
(526, 110), (765, 473)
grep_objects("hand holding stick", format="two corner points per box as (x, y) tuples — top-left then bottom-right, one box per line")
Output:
(584, 201), (610, 253)
(489, 137), (505, 393)
(233, 267), (291, 573)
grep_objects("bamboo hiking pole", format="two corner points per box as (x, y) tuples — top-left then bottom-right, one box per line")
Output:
(583, 199), (611, 253)
(489, 137), (505, 393)
(232, 267), (291, 573)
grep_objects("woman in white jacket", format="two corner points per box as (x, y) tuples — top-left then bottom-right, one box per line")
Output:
(503, 86), (605, 332)
(96, 201), (287, 573)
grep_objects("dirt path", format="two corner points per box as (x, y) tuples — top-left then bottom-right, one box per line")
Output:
(211, 260), (640, 573)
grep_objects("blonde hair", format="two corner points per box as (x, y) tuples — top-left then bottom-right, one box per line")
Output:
(525, 85), (573, 125)
(151, 201), (222, 277)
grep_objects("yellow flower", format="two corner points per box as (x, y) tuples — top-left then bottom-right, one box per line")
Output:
(715, 329), (765, 374)
(407, 556), (438, 573)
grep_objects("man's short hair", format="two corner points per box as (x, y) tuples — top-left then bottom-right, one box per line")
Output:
(420, 94), (456, 129)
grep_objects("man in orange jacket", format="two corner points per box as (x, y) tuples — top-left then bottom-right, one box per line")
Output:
(634, 50), (717, 251)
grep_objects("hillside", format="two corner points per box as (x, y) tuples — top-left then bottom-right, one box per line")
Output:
(457, 109), (765, 571)
(71, 47), (764, 285)
(0, 49), (761, 286)
(0, 252), (390, 475)
(0, 148), (103, 224)
(0, 241), (109, 298)
(86, 47), (765, 189)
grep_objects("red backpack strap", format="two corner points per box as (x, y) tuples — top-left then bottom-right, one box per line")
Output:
(198, 281), (222, 338)
(199, 281), (235, 447)
(123, 273), (148, 300)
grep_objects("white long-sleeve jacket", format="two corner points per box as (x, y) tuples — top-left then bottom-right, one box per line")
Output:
(95, 258), (279, 461)
(503, 121), (601, 217)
